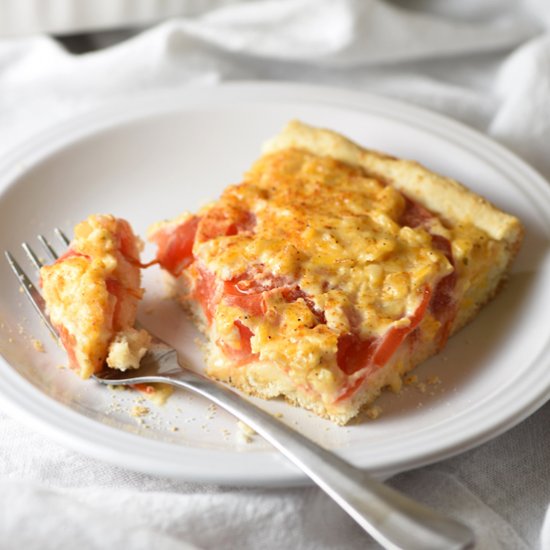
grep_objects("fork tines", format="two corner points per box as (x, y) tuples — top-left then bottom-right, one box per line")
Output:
(4, 228), (71, 339)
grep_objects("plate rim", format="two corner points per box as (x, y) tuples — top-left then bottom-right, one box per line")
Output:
(1, 81), (549, 486)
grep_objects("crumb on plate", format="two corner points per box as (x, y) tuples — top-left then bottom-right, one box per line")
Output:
(131, 405), (150, 418)
(32, 339), (45, 353)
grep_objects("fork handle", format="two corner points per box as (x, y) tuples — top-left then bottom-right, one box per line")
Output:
(163, 367), (474, 550)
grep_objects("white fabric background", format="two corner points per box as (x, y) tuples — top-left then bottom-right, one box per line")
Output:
(0, 1), (549, 548)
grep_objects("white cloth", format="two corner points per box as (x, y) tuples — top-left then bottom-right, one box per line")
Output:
(0, 1), (549, 549)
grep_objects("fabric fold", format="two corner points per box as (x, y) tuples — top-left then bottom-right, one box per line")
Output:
(0, 1), (549, 549)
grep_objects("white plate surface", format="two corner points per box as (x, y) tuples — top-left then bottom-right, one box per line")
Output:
(0, 82), (549, 486)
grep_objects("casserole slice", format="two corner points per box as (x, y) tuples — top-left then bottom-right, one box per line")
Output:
(149, 121), (523, 424)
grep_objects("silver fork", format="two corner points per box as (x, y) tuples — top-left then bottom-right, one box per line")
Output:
(5, 231), (474, 550)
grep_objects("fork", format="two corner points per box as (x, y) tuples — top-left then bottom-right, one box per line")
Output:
(5, 231), (474, 550)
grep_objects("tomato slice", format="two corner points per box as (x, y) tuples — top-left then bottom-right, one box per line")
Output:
(225, 274), (288, 294)
(103, 278), (120, 332)
(399, 196), (433, 228)
(226, 274), (323, 365)
(116, 219), (138, 260)
(105, 278), (142, 332)
(196, 206), (256, 243)
(223, 287), (266, 317)
(221, 274), (282, 317)
(280, 286), (326, 324)
(218, 320), (259, 366)
(336, 375), (368, 403)
(399, 198), (458, 350)
(152, 208), (255, 277)
(57, 325), (79, 372)
(151, 216), (200, 276)
(335, 286), (431, 401)
(222, 274), (326, 324)
(336, 334), (377, 375)
(197, 268), (326, 366)
(193, 267), (219, 324)
(372, 285), (431, 367)
(429, 233), (458, 349)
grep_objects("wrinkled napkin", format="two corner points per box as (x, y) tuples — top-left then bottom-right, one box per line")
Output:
(1, 1), (549, 549)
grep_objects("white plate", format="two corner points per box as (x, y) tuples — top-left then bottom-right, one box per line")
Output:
(0, 82), (549, 486)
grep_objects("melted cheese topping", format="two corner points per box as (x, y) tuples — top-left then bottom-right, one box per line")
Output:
(183, 149), (504, 398)
(41, 214), (146, 379)
(42, 252), (115, 377)
(197, 149), (453, 325)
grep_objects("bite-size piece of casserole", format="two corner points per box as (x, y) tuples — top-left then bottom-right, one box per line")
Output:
(41, 214), (151, 379)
